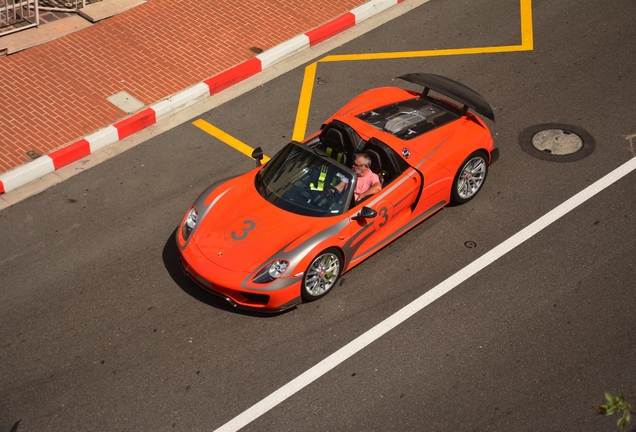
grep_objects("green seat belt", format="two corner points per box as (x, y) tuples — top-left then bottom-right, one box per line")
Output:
(310, 147), (344, 191)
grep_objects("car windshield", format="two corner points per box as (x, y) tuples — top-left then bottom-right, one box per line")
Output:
(255, 142), (354, 217)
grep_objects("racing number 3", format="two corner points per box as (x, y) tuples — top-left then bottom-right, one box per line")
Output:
(231, 219), (256, 241)
(373, 203), (393, 231)
(377, 206), (389, 227)
(378, 207), (389, 228)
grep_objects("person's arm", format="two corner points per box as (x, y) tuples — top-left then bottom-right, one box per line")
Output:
(356, 181), (381, 202)
(325, 179), (347, 195)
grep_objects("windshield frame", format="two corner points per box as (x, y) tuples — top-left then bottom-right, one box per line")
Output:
(255, 142), (357, 217)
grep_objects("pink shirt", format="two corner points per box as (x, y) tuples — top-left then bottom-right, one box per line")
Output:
(354, 171), (380, 200)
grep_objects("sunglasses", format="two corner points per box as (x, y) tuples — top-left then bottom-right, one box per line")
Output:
(352, 162), (368, 168)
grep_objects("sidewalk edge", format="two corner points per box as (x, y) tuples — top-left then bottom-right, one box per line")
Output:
(0, 0), (404, 195)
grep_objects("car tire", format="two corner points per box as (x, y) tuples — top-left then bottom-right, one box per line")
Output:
(301, 248), (343, 302)
(451, 151), (489, 205)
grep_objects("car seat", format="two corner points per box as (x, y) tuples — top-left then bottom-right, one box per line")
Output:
(322, 128), (348, 166)
(364, 149), (385, 185)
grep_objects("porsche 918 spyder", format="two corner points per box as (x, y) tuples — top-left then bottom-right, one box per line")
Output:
(176, 73), (498, 312)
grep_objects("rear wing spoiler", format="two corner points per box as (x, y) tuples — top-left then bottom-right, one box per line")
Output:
(397, 73), (495, 121)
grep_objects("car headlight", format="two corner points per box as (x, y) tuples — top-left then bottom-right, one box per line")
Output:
(253, 260), (289, 284)
(182, 206), (198, 241)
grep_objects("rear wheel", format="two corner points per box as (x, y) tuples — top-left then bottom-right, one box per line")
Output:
(451, 151), (488, 205)
(301, 248), (343, 302)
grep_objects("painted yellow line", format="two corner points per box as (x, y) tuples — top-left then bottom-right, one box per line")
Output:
(292, 62), (318, 142)
(318, 0), (533, 62)
(320, 44), (530, 62)
(193, 119), (270, 163)
(291, 0), (534, 137)
(520, 0), (534, 49)
(206, 0), (534, 162)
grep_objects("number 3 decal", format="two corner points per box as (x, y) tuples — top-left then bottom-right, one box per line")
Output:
(378, 207), (389, 227)
(231, 219), (256, 241)
(225, 216), (263, 245)
(374, 202), (393, 231)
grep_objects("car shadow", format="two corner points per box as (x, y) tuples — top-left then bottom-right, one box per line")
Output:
(162, 228), (294, 318)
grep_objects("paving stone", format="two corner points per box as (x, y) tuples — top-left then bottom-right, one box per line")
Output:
(0, 0), (367, 174)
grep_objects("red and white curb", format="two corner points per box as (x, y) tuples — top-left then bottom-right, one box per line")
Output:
(0, 0), (404, 195)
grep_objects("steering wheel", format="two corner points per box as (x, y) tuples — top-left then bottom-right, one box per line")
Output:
(299, 186), (326, 205)
(324, 186), (341, 197)
(299, 186), (312, 199)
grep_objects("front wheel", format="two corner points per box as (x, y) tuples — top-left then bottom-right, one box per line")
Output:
(451, 151), (489, 205)
(301, 248), (343, 302)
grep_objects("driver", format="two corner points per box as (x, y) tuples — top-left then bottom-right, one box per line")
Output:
(329, 153), (381, 203)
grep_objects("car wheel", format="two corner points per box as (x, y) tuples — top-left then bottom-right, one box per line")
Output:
(301, 248), (343, 302)
(451, 151), (488, 205)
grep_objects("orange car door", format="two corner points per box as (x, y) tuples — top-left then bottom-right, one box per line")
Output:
(344, 169), (422, 267)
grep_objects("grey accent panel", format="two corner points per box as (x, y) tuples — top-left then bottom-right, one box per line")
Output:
(349, 200), (446, 265)
(180, 250), (299, 311)
(421, 135), (453, 164)
(341, 221), (375, 267)
(341, 167), (422, 269)
(242, 274), (304, 292)
(193, 176), (237, 208)
(243, 218), (350, 291)
(341, 229), (373, 272)
(356, 167), (418, 208)
(175, 176), (238, 250)
(177, 181), (234, 251)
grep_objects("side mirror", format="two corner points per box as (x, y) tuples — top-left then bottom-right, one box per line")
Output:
(351, 206), (377, 220)
(252, 147), (264, 166)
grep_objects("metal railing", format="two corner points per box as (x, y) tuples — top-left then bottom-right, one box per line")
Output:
(1, 0), (40, 36)
(39, 0), (85, 13)
(1, 0), (87, 37)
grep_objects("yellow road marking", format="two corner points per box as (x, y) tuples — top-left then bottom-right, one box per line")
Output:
(320, 44), (530, 62)
(319, 0), (533, 62)
(195, 0), (533, 159)
(193, 119), (270, 163)
(292, 0), (534, 139)
(520, 0), (534, 49)
(292, 62), (318, 142)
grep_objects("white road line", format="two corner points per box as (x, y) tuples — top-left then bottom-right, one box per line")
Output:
(215, 157), (636, 432)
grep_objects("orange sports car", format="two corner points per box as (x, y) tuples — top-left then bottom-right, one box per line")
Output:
(176, 73), (498, 312)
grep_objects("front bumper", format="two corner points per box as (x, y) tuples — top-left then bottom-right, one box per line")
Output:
(176, 246), (302, 313)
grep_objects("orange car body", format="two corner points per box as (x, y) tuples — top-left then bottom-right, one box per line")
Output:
(176, 74), (497, 312)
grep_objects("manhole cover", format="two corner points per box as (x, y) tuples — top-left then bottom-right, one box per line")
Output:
(519, 123), (595, 162)
(532, 129), (583, 155)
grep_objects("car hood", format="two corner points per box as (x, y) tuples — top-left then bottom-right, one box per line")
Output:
(191, 177), (317, 273)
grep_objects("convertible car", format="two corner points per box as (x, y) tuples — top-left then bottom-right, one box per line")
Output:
(176, 73), (498, 312)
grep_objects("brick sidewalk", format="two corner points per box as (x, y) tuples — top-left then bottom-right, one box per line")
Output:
(0, 0), (370, 176)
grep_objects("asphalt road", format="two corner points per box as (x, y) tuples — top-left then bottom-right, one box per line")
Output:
(2, 1), (636, 431)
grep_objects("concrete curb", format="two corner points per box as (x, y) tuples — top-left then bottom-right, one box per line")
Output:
(0, 0), (404, 195)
